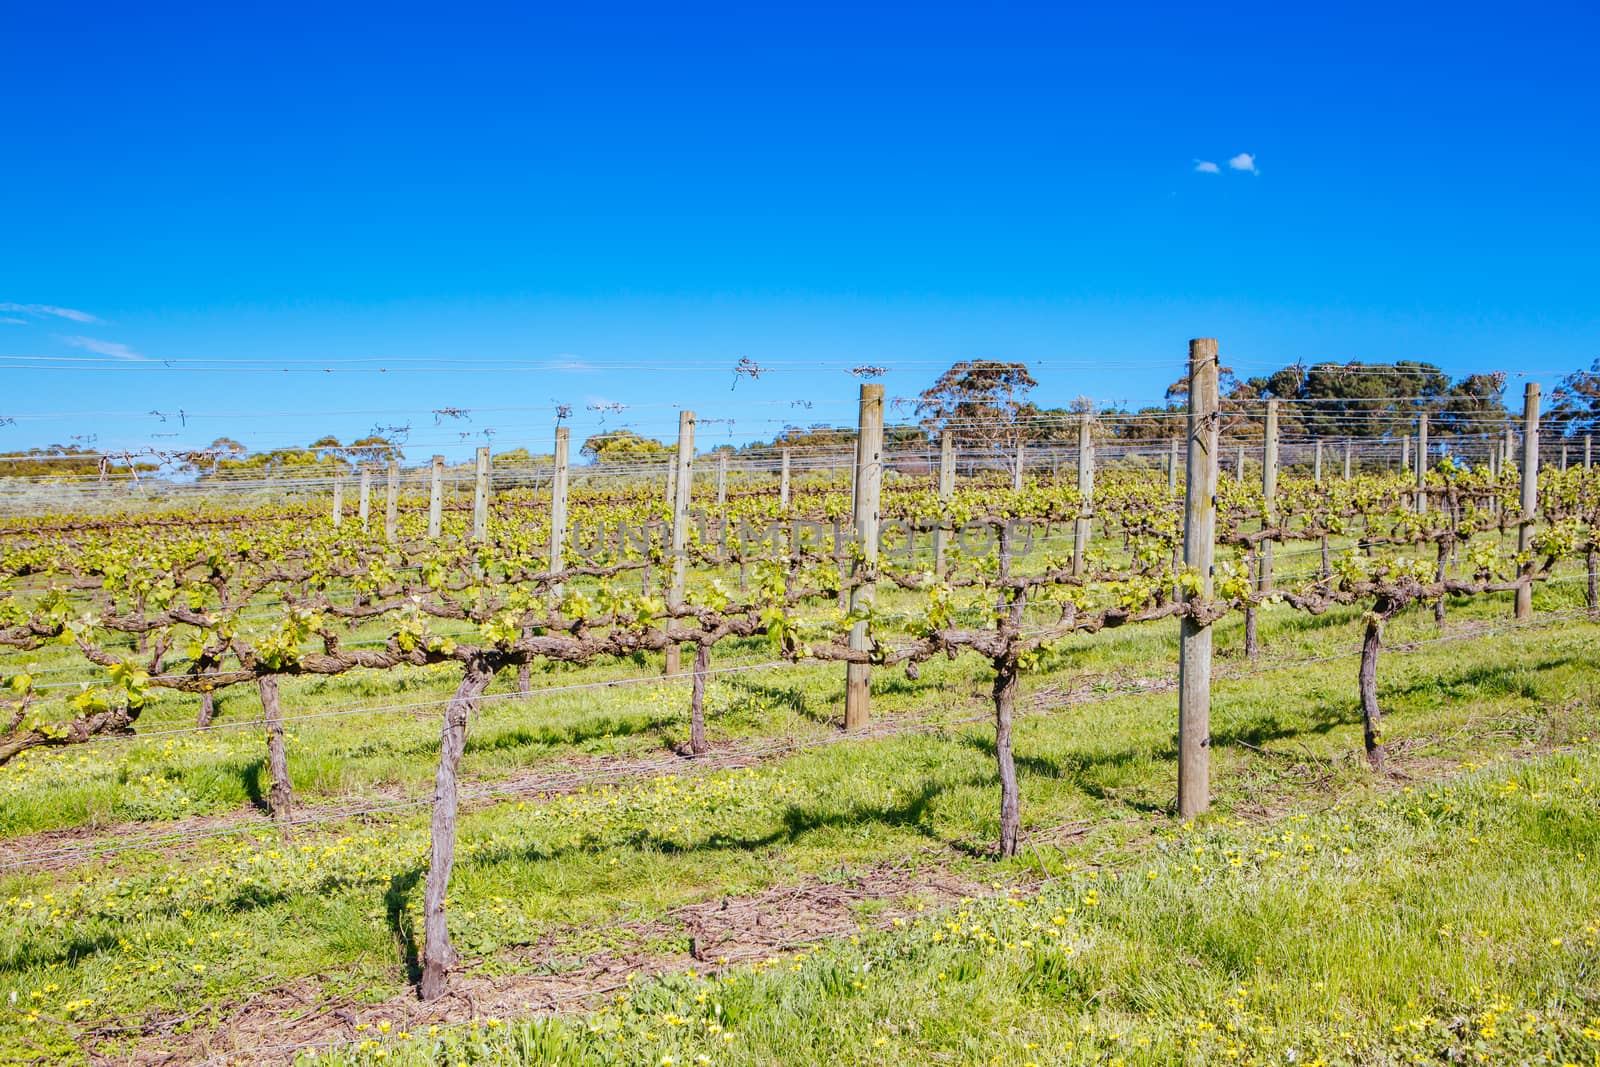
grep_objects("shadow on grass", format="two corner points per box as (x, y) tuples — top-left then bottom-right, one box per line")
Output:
(466, 777), (977, 872)
(386, 866), (425, 986)
(724, 677), (833, 726)
(1380, 655), (1574, 703)
(956, 732), (1170, 816)
(463, 711), (678, 756)
(235, 757), (273, 816)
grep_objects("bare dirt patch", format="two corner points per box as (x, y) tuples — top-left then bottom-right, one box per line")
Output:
(101, 859), (991, 1065)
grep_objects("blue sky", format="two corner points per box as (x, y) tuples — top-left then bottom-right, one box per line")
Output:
(2, 1), (1597, 460)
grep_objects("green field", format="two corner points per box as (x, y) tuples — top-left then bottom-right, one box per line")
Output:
(2, 574), (1597, 1064)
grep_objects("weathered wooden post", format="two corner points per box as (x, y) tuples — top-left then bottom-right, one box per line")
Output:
(359, 467), (372, 531)
(1586, 434), (1593, 469)
(1416, 413), (1429, 514)
(934, 430), (955, 579)
(1261, 400), (1278, 592)
(716, 452), (728, 505)
(472, 446), (490, 543)
(1235, 443), (1245, 484)
(428, 455), (444, 539)
(332, 473), (344, 528)
(384, 458), (400, 542)
(1012, 442), (1025, 493)
(845, 384), (884, 730)
(1168, 438), (1179, 496)
(1179, 338), (1218, 819)
(1401, 434), (1410, 474)
(550, 428), (569, 593)
(1314, 438), (1323, 483)
(1343, 438), (1353, 480)
(666, 411), (695, 676)
(1515, 384), (1540, 619)
(1072, 415), (1095, 576)
(779, 448), (791, 507)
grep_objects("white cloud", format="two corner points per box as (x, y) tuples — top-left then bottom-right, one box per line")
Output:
(1193, 160), (1221, 174)
(61, 335), (143, 360)
(0, 302), (101, 323)
(0, 317), (27, 326)
(1228, 152), (1259, 174)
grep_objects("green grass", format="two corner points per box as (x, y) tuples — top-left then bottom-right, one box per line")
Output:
(0, 573), (1597, 1061)
(299, 746), (1600, 1066)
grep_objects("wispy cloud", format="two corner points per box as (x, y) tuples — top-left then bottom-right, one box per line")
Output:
(1193, 160), (1221, 174)
(1228, 152), (1259, 174)
(61, 335), (144, 361)
(0, 302), (101, 323)
(0, 317), (27, 326)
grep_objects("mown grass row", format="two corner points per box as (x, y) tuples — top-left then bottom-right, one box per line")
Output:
(0, 580), (1595, 1060)
(303, 744), (1600, 1065)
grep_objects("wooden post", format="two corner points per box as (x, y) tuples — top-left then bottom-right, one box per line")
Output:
(779, 448), (791, 506)
(428, 455), (444, 539)
(550, 428), (569, 589)
(472, 446), (489, 543)
(1313, 438), (1323, 483)
(1235, 443), (1245, 483)
(666, 411), (695, 676)
(934, 430), (955, 579)
(1561, 443), (1568, 472)
(1012, 442), (1025, 493)
(1515, 383), (1540, 619)
(1401, 434), (1410, 474)
(1072, 415), (1094, 575)
(716, 452), (728, 505)
(332, 473), (344, 528)
(1260, 399), (1278, 592)
(1168, 438), (1179, 496)
(845, 384), (883, 730)
(384, 458), (400, 542)
(1416, 413), (1428, 514)
(358, 468), (372, 531)
(1586, 434), (1593, 469)
(1179, 338), (1218, 819)
(1343, 438), (1353, 480)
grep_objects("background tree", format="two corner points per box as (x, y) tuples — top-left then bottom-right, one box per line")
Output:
(580, 428), (672, 464)
(1551, 359), (1600, 436)
(1435, 372), (1509, 438)
(916, 360), (1039, 463)
(346, 435), (401, 465)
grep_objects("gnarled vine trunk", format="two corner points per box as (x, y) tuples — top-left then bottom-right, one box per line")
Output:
(1433, 539), (1449, 629)
(1587, 546), (1598, 616)
(257, 676), (293, 832)
(197, 691), (216, 728)
(992, 655), (1021, 858)
(1358, 603), (1391, 773)
(689, 642), (711, 755)
(419, 658), (494, 1001)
